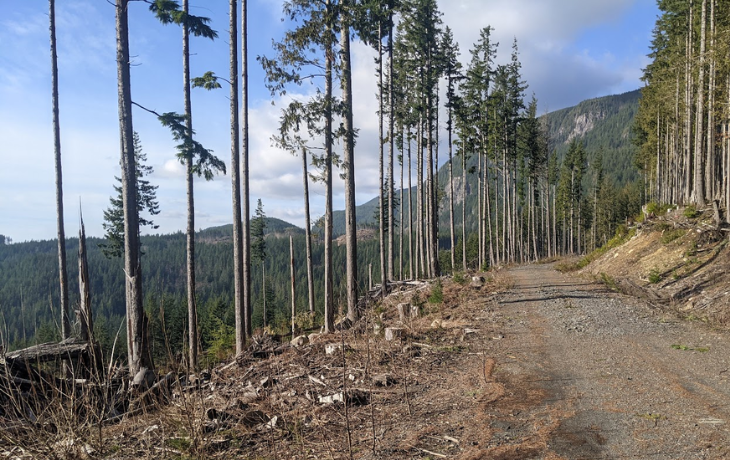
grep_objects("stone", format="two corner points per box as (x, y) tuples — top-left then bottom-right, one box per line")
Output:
(430, 319), (442, 329)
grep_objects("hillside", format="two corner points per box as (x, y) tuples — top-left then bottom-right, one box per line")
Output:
(332, 90), (642, 235)
(573, 205), (730, 328)
(198, 217), (305, 243)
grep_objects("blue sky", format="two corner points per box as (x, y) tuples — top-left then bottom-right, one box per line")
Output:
(0, 0), (659, 242)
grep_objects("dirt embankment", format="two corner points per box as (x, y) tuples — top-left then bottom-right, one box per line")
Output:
(578, 207), (730, 328)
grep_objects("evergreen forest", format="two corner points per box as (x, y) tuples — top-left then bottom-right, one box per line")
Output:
(3, 0), (700, 376)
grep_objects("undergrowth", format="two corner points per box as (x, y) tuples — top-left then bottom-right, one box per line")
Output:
(558, 226), (636, 272)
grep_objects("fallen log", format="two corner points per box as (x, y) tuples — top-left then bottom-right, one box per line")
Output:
(6, 338), (91, 364)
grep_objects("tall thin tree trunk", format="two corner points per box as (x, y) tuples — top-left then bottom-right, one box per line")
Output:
(301, 148), (314, 315)
(262, 262), (266, 328)
(684, 1), (694, 204)
(705, 0), (716, 200)
(477, 152), (483, 268)
(116, 0), (147, 375)
(230, 0), (245, 355)
(461, 151), (467, 271)
(290, 235), (295, 335)
(241, 0), (252, 339)
(182, 0), (199, 370)
(387, 9), (395, 283)
(400, 133), (405, 280)
(340, 10), (358, 322)
(323, 0), (334, 332)
(485, 151), (494, 268)
(693, 0), (707, 206)
(50, 0), (70, 342)
(417, 115), (424, 277)
(408, 131), (414, 278)
(448, 103), (456, 272)
(377, 22), (386, 294)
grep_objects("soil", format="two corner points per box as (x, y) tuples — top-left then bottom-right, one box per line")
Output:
(5, 261), (730, 459)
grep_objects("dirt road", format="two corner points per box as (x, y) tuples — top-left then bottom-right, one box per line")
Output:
(481, 264), (730, 459)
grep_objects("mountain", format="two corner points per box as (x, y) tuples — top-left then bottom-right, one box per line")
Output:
(198, 217), (305, 243)
(545, 89), (641, 185)
(331, 90), (642, 236)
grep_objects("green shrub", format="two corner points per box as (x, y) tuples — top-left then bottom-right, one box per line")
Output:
(452, 272), (467, 285)
(428, 281), (444, 304)
(207, 317), (235, 362)
(683, 205), (699, 219)
(648, 269), (662, 284)
(661, 228), (685, 244)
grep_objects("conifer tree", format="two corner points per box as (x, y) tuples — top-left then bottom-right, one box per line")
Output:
(259, 0), (340, 332)
(149, 0), (223, 368)
(101, 132), (160, 259)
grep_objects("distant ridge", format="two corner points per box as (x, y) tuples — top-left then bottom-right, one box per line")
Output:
(330, 89), (643, 236)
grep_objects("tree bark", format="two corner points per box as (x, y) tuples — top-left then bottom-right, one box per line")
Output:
(323, 0), (334, 332)
(378, 22), (387, 294)
(693, 0), (707, 206)
(50, 0), (70, 342)
(387, 7), (395, 283)
(301, 148), (315, 315)
(408, 131), (414, 278)
(116, 0), (148, 375)
(78, 211), (93, 343)
(447, 98), (456, 272)
(241, 0), (252, 339)
(230, 0), (245, 356)
(290, 235), (295, 335)
(461, 150), (467, 271)
(182, 0), (198, 370)
(340, 10), (358, 322)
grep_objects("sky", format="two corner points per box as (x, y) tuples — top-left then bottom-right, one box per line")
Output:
(0, 0), (660, 243)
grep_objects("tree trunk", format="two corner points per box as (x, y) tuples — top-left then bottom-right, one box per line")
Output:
(241, 0), (252, 339)
(377, 22), (386, 294)
(290, 235), (295, 335)
(448, 101), (456, 272)
(301, 148), (315, 315)
(78, 211), (93, 343)
(387, 10), (395, 283)
(323, 0), (334, 333)
(705, 0), (716, 200)
(408, 131), (414, 278)
(229, 0), (245, 356)
(461, 150), (467, 271)
(50, 0), (70, 342)
(400, 132), (405, 280)
(182, 0), (198, 370)
(485, 150), (494, 268)
(477, 151), (483, 268)
(262, 262), (266, 328)
(116, 0), (148, 375)
(340, 11), (358, 322)
(693, 0), (707, 206)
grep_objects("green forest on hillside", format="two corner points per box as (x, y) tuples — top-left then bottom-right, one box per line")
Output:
(0, 88), (645, 358)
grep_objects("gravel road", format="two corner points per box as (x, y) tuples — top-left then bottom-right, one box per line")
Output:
(487, 264), (730, 459)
